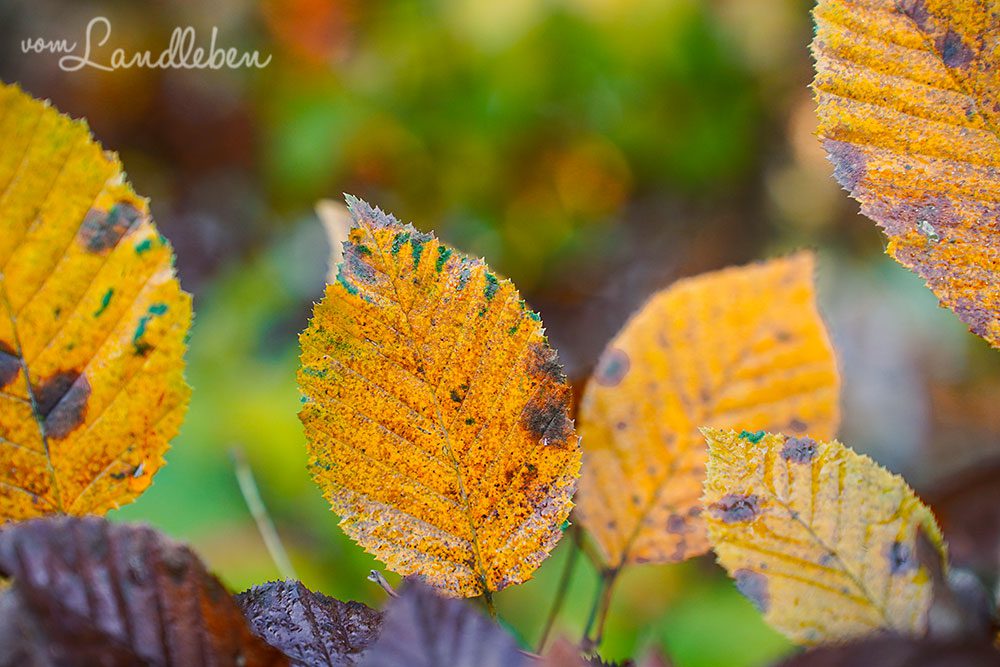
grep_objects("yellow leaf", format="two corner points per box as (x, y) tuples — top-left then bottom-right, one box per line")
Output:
(576, 253), (839, 568)
(0, 83), (191, 520)
(812, 0), (1000, 347)
(702, 428), (945, 645)
(298, 197), (581, 597)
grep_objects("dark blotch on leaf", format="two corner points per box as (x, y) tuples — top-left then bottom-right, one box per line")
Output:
(937, 29), (974, 68)
(734, 569), (769, 613)
(0, 341), (18, 389)
(666, 514), (686, 534)
(888, 540), (916, 575)
(781, 436), (818, 464)
(594, 347), (630, 387)
(79, 202), (142, 253)
(824, 139), (867, 192)
(711, 493), (762, 523)
(522, 393), (572, 446)
(530, 342), (565, 383)
(32, 370), (90, 439)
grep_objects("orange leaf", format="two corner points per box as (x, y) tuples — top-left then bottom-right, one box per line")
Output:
(812, 0), (1000, 347)
(0, 83), (190, 519)
(576, 253), (840, 568)
(298, 197), (581, 597)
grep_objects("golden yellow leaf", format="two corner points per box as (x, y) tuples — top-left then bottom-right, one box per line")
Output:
(576, 253), (840, 568)
(0, 83), (191, 520)
(702, 428), (945, 645)
(298, 197), (581, 597)
(812, 0), (1000, 347)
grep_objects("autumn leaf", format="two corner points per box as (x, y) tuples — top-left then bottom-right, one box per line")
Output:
(575, 253), (840, 568)
(237, 580), (382, 667)
(702, 428), (946, 645)
(812, 0), (1000, 348)
(0, 516), (286, 666)
(0, 83), (191, 519)
(359, 581), (529, 667)
(298, 197), (581, 597)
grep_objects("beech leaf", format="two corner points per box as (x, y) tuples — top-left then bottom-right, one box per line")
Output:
(0, 516), (286, 666)
(298, 197), (581, 597)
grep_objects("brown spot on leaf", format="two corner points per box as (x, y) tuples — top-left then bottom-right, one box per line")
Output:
(824, 139), (867, 191)
(32, 371), (90, 439)
(0, 342), (18, 388)
(78, 203), (142, 253)
(594, 347), (629, 387)
(666, 514), (686, 534)
(522, 393), (572, 446)
(734, 569), (769, 612)
(887, 540), (916, 575)
(937, 29), (974, 68)
(530, 342), (565, 382)
(781, 436), (818, 464)
(710, 493), (762, 523)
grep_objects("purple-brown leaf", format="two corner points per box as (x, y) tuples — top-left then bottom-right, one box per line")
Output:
(237, 580), (382, 666)
(360, 582), (528, 667)
(0, 516), (287, 667)
(776, 635), (1000, 666)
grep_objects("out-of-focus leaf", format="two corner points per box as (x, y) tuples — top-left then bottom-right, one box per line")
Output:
(702, 429), (946, 645)
(0, 516), (286, 666)
(775, 635), (1000, 666)
(298, 197), (581, 597)
(237, 580), (382, 667)
(576, 253), (840, 568)
(359, 581), (528, 667)
(812, 0), (1000, 348)
(316, 199), (351, 285)
(0, 82), (191, 520)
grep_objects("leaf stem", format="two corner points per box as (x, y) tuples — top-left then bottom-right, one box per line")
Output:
(483, 589), (497, 619)
(581, 566), (620, 653)
(230, 446), (298, 581)
(536, 524), (582, 652)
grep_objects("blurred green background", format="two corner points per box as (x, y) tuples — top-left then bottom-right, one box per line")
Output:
(2, 0), (1000, 664)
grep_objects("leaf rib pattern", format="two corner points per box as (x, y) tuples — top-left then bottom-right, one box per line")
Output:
(298, 197), (580, 596)
(0, 83), (190, 520)
(812, 0), (1000, 347)
(703, 429), (946, 645)
(576, 253), (840, 568)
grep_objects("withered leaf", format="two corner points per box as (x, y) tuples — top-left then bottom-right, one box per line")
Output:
(0, 516), (286, 667)
(812, 0), (1000, 348)
(703, 429), (946, 645)
(359, 581), (528, 667)
(298, 197), (581, 597)
(237, 580), (382, 666)
(576, 253), (840, 568)
(0, 83), (190, 520)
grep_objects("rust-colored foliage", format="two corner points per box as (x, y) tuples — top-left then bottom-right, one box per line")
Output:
(0, 83), (191, 520)
(360, 581), (528, 667)
(576, 253), (840, 568)
(703, 429), (946, 645)
(812, 0), (1000, 348)
(237, 580), (382, 667)
(298, 197), (581, 597)
(0, 516), (286, 666)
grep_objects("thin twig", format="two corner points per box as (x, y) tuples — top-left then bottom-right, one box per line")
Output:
(368, 570), (399, 598)
(581, 566), (620, 653)
(537, 524), (582, 652)
(230, 446), (298, 581)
